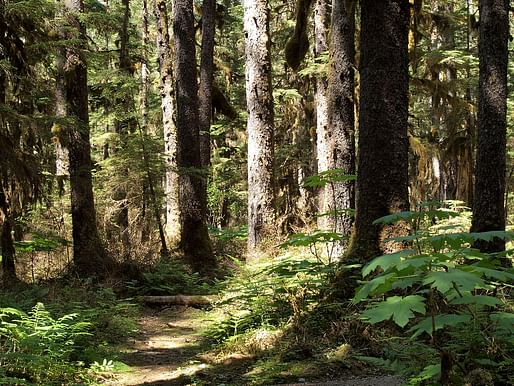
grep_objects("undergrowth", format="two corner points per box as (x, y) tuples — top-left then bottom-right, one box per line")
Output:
(203, 202), (514, 385)
(0, 282), (139, 385)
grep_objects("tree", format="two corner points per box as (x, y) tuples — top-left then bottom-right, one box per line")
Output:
(313, 0), (330, 228)
(348, 0), (410, 261)
(326, 0), (356, 252)
(173, 0), (215, 272)
(199, 0), (216, 168)
(471, 0), (509, 255)
(244, 0), (275, 256)
(111, 0), (133, 257)
(62, 0), (111, 276)
(155, 0), (181, 246)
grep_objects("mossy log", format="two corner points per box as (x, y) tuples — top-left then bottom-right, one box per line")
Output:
(139, 295), (215, 305)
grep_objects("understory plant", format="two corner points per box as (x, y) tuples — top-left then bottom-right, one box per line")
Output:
(206, 253), (336, 344)
(0, 303), (91, 384)
(354, 205), (514, 384)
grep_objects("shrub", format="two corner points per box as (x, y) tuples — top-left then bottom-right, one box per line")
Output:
(0, 303), (91, 384)
(355, 207), (514, 384)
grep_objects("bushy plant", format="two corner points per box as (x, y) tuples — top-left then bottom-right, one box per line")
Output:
(206, 254), (336, 344)
(0, 303), (91, 384)
(354, 206), (514, 384)
(127, 258), (211, 296)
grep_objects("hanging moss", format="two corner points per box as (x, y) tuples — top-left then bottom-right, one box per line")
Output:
(285, 0), (313, 71)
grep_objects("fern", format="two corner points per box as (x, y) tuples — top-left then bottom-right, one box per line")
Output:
(0, 303), (91, 383)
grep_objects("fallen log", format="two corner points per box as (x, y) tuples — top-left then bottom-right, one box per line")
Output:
(139, 295), (216, 306)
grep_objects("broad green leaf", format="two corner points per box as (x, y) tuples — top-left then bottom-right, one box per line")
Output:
(392, 275), (421, 290)
(362, 295), (426, 327)
(374, 210), (459, 225)
(466, 266), (514, 282)
(470, 230), (514, 242)
(490, 312), (514, 330)
(353, 273), (397, 302)
(450, 295), (501, 307)
(397, 255), (432, 271)
(423, 268), (485, 294)
(362, 249), (415, 277)
(373, 211), (418, 225)
(384, 234), (421, 243)
(409, 314), (472, 338)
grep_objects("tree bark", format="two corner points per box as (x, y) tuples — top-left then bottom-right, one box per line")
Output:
(63, 0), (111, 276)
(111, 0), (133, 257)
(0, 192), (16, 282)
(155, 0), (181, 246)
(244, 0), (275, 257)
(348, 0), (410, 262)
(199, 0), (216, 168)
(471, 0), (509, 255)
(55, 52), (69, 197)
(314, 0), (330, 229)
(326, 0), (356, 254)
(173, 0), (215, 273)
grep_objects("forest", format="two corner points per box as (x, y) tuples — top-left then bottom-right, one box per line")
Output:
(0, 0), (513, 385)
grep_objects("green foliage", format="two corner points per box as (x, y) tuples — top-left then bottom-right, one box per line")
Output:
(205, 254), (336, 343)
(209, 225), (248, 242)
(0, 303), (91, 384)
(362, 295), (426, 328)
(127, 258), (211, 296)
(303, 169), (357, 189)
(280, 230), (346, 265)
(355, 206), (514, 384)
(0, 284), (139, 383)
(14, 232), (68, 253)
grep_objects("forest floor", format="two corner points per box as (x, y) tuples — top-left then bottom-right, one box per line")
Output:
(103, 306), (404, 386)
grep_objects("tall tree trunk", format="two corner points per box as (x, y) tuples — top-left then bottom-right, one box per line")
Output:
(140, 0), (151, 243)
(244, 0), (275, 257)
(155, 0), (181, 246)
(140, 0), (168, 255)
(326, 0), (356, 254)
(0, 191), (16, 283)
(314, 0), (330, 230)
(173, 0), (215, 272)
(55, 52), (69, 196)
(63, 0), (111, 276)
(471, 0), (509, 255)
(348, 0), (410, 262)
(199, 0), (215, 168)
(141, 0), (150, 131)
(112, 0), (133, 257)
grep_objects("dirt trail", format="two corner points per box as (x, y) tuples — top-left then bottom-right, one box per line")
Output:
(104, 307), (403, 386)
(105, 306), (209, 385)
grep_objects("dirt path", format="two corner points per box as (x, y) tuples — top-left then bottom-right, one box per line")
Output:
(105, 306), (210, 385)
(103, 307), (403, 386)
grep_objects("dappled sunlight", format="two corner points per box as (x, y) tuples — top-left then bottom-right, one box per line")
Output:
(105, 307), (211, 385)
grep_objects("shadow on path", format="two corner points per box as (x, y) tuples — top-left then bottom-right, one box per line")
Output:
(105, 306), (209, 386)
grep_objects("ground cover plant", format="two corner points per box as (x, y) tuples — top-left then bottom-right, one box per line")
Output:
(0, 284), (139, 385)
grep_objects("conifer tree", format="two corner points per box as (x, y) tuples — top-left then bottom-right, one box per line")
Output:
(244, 0), (276, 256)
(173, 0), (215, 272)
(62, 0), (111, 276)
(348, 0), (410, 261)
(155, 0), (181, 246)
(471, 0), (510, 256)
(326, 0), (356, 252)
